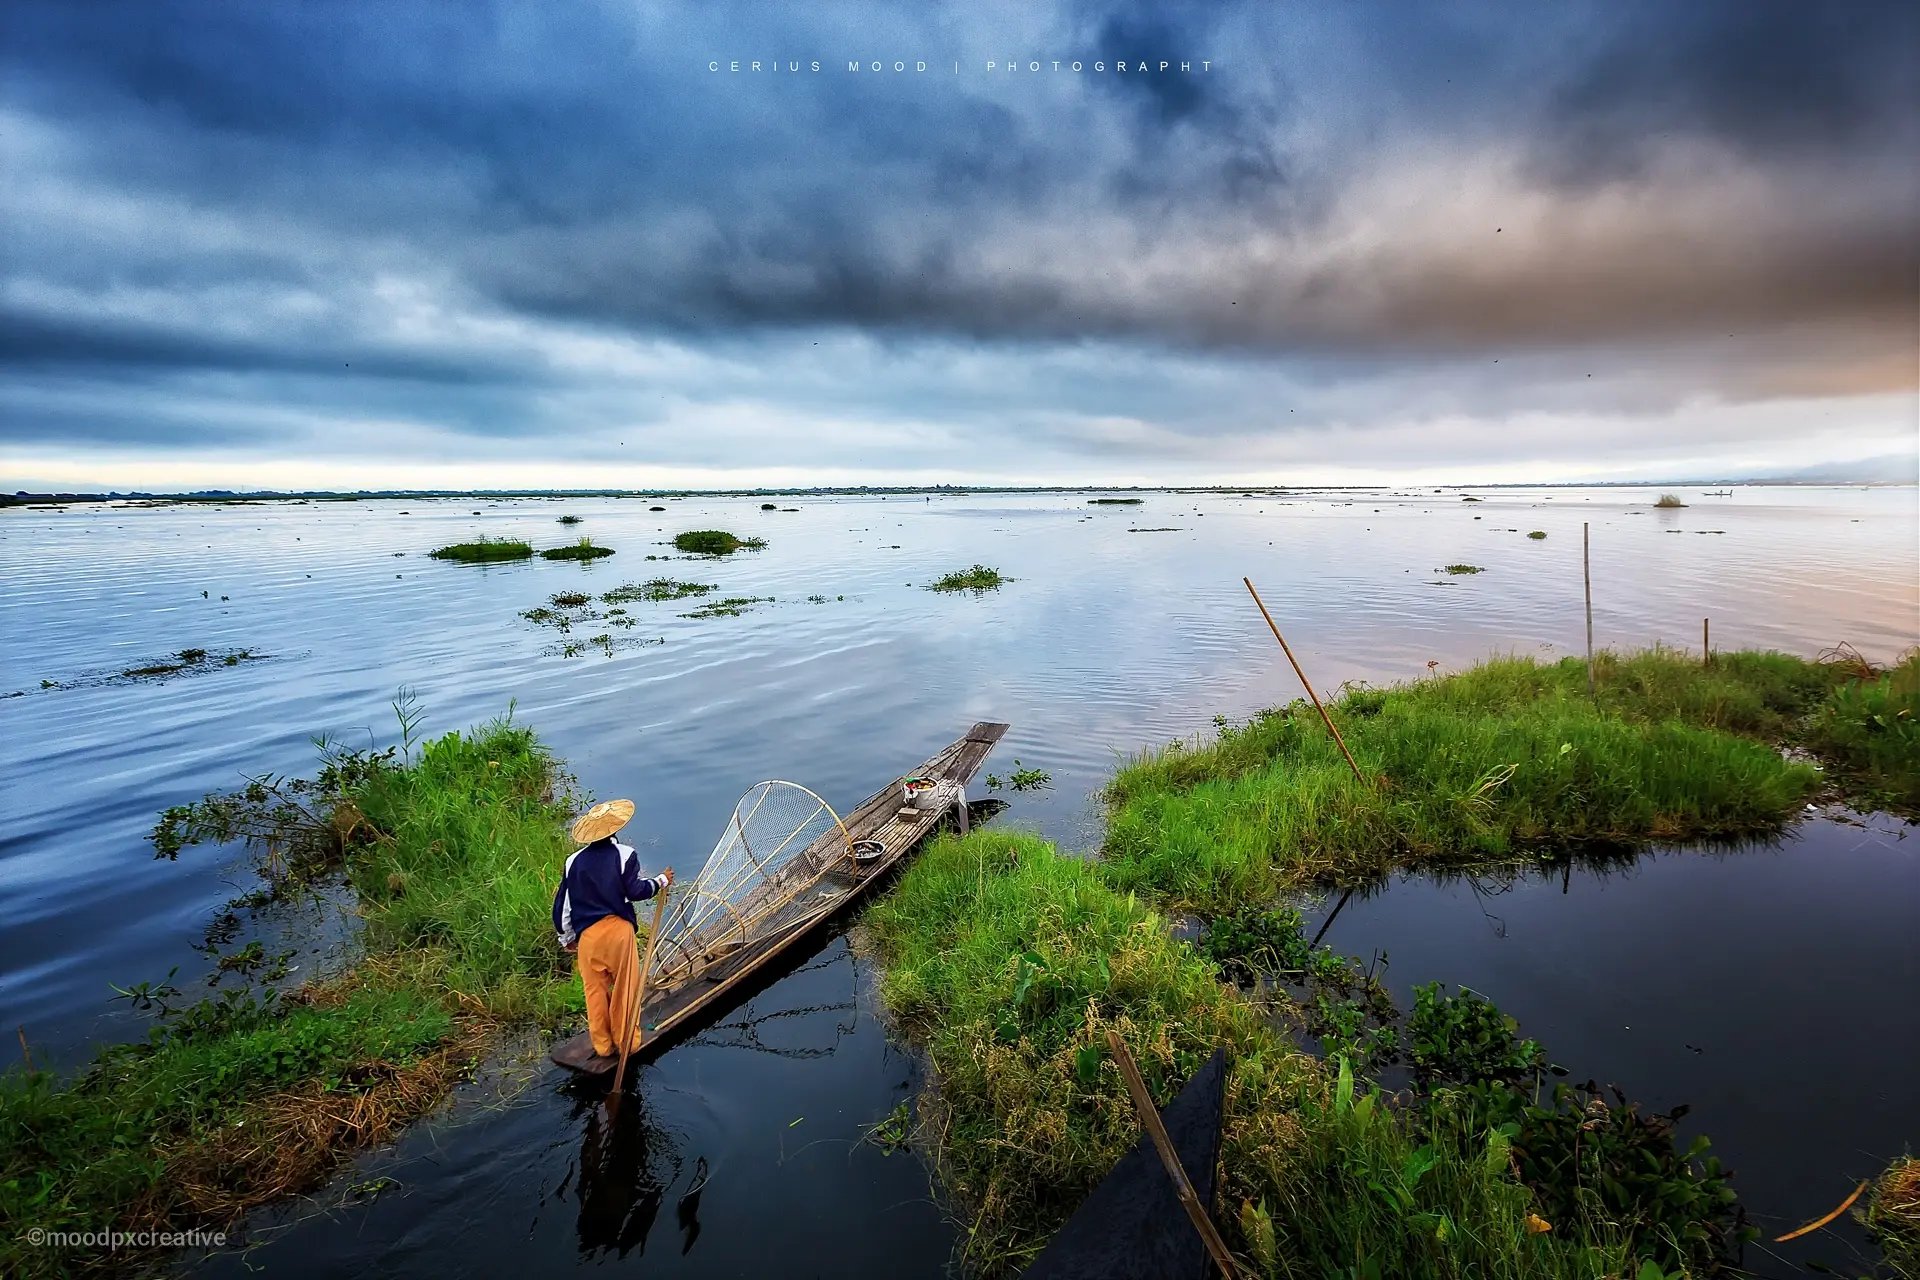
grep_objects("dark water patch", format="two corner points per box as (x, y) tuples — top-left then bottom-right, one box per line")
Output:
(1307, 814), (1918, 1275)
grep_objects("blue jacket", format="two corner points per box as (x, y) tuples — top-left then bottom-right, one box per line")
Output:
(552, 837), (664, 945)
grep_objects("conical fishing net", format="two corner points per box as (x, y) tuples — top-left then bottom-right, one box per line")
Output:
(651, 780), (851, 985)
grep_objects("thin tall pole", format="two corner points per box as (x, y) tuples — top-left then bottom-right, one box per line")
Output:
(1242, 578), (1367, 785)
(611, 888), (669, 1096)
(1104, 1030), (1241, 1280)
(1583, 523), (1595, 696)
(1703, 617), (1711, 667)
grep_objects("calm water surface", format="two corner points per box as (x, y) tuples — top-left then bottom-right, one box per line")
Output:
(2, 486), (1915, 1276)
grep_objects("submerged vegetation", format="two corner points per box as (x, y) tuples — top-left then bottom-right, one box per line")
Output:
(0, 706), (579, 1277)
(929, 564), (1009, 593)
(118, 647), (261, 679)
(538, 537), (614, 562)
(428, 537), (533, 563)
(671, 529), (766, 556)
(680, 595), (774, 619)
(601, 578), (715, 603)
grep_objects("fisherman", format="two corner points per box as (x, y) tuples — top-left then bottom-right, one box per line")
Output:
(552, 799), (674, 1063)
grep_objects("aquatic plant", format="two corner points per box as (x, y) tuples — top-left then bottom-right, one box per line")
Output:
(672, 529), (767, 555)
(1528, 530), (1547, 539)
(538, 537), (614, 562)
(428, 537), (533, 563)
(1408, 983), (1545, 1084)
(1087, 497), (1144, 504)
(1864, 1156), (1919, 1277)
(680, 595), (774, 619)
(760, 502), (778, 510)
(601, 578), (715, 603)
(1441, 564), (1485, 574)
(1803, 648), (1920, 814)
(929, 564), (1008, 593)
(549, 590), (591, 608)
(556, 514), (583, 524)
(1655, 493), (1688, 508)
(1198, 904), (1313, 981)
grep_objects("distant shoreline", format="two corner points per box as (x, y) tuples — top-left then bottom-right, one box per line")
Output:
(6, 479), (1915, 507)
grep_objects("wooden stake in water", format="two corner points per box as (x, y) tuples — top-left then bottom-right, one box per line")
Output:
(611, 886), (670, 1097)
(1104, 1029), (1242, 1280)
(1583, 523), (1595, 696)
(17, 1025), (33, 1074)
(1243, 578), (1367, 785)
(1703, 617), (1711, 667)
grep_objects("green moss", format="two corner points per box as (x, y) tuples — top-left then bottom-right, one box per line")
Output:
(428, 537), (533, 563)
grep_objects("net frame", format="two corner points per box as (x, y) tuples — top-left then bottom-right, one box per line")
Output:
(650, 780), (854, 987)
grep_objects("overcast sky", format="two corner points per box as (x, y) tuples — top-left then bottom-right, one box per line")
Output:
(2, 1), (1915, 490)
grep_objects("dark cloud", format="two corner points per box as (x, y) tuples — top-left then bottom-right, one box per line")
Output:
(0, 0), (1913, 479)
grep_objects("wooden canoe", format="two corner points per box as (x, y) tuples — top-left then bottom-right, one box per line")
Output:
(551, 720), (1009, 1075)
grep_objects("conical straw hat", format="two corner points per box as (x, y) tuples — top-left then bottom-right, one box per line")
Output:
(570, 798), (635, 845)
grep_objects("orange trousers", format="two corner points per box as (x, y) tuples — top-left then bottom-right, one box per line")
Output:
(575, 915), (640, 1058)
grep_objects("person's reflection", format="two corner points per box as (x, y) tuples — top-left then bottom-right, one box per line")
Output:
(572, 1091), (667, 1258)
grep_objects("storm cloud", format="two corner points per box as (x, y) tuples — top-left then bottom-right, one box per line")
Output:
(2, 0), (1914, 487)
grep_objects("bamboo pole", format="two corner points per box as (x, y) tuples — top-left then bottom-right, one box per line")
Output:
(1703, 617), (1711, 667)
(1104, 1030), (1240, 1279)
(1583, 523), (1595, 696)
(611, 887), (670, 1095)
(1242, 579), (1366, 784)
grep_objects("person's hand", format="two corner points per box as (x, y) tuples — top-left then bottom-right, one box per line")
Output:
(657, 867), (675, 890)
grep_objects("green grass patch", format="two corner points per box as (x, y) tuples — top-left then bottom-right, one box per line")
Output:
(601, 578), (715, 603)
(428, 537), (533, 563)
(1100, 649), (1898, 909)
(1527, 530), (1547, 539)
(538, 537), (614, 562)
(1803, 649), (1920, 813)
(0, 707), (583, 1275)
(1440, 564), (1484, 575)
(929, 564), (1008, 593)
(671, 529), (767, 555)
(1865, 1156), (1920, 1278)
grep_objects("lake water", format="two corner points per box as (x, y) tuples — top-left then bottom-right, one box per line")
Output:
(2, 485), (1915, 1275)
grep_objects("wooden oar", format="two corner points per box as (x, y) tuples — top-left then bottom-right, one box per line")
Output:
(611, 886), (669, 1097)
(1105, 1029), (1242, 1279)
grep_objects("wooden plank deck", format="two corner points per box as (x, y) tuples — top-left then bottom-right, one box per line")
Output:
(551, 720), (1009, 1075)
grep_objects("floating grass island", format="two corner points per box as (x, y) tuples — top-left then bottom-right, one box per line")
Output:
(672, 529), (767, 556)
(428, 537), (533, 563)
(538, 538), (614, 562)
(929, 564), (1009, 593)
(1655, 493), (1689, 508)
(117, 647), (262, 680)
(1527, 530), (1548, 539)
(1440, 563), (1484, 574)
(1087, 497), (1144, 505)
(556, 514), (583, 525)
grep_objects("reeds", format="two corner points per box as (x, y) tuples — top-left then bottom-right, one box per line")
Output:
(538, 537), (614, 562)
